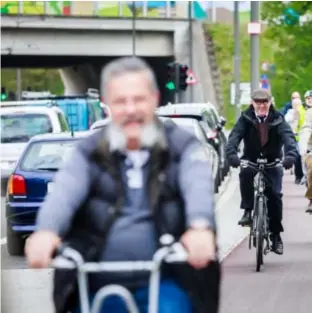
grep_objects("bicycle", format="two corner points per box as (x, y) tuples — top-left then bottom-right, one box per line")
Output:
(240, 158), (282, 272)
(51, 234), (188, 313)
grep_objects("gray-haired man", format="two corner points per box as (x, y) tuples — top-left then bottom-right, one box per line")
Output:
(26, 57), (220, 313)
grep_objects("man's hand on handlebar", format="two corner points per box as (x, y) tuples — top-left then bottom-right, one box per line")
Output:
(25, 230), (61, 269)
(181, 228), (216, 270)
(228, 156), (240, 168)
(282, 156), (295, 170)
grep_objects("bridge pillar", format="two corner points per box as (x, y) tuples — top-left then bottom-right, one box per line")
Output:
(59, 64), (100, 95)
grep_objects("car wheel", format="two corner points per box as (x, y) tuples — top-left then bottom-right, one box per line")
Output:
(7, 222), (25, 256)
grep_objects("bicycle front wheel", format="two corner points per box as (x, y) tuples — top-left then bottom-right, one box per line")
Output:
(255, 198), (265, 272)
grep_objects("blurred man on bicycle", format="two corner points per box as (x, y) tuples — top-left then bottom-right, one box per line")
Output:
(25, 57), (220, 313)
(226, 88), (297, 255)
(299, 90), (312, 213)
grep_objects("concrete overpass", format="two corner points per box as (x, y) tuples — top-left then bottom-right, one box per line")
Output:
(1, 13), (219, 107)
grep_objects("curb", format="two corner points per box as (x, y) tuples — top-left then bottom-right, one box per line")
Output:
(215, 169), (232, 205)
(219, 229), (249, 262)
(215, 168), (251, 262)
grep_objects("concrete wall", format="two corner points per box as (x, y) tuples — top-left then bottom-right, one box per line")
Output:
(59, 64), (99, 95)
(1, 13), (218, 106)
(174, 20), (218, 106)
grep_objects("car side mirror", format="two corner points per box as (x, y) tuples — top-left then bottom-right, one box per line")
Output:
(219, 116), (226, 127)
(216, 125), (223, 132)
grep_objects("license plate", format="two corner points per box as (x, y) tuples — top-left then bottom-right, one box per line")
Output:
(47, 182), (54, 194)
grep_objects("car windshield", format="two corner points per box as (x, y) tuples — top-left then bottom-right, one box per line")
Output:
(180, 125), (196, 135)
(20, 140), (78, 171)
(170, 118), (197, 133)
(1, 113), (53, 143)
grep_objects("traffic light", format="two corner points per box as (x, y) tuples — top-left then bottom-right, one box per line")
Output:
(283, 7), (300, 25)
(179, 64), (189, 91)
(1, 87), (7, 101)
(166, 62), (177, 91)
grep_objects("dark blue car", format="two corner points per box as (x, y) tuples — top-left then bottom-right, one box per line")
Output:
(5, 131), (91, 256)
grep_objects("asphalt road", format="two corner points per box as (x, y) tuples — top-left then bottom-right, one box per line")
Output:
(2, 171), (311, 313)
(1, 197), (28, 270)
(1, 170), (243, 313)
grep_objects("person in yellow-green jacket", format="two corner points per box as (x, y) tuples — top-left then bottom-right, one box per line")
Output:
(285, 98), (305, 184)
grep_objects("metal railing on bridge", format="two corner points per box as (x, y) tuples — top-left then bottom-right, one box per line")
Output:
(0, 1), (205, 20)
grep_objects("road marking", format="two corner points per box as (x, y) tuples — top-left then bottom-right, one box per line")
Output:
(1, 237), (7, 245)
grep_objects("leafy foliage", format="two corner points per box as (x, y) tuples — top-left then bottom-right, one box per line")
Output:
(206, 2), (312, 128)
(261, 1), (312, 105)
(205, 23), (275, 128)
(1, 69), (64, 96)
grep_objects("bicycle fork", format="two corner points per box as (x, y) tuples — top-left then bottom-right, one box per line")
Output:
(263, 209), (271, 256)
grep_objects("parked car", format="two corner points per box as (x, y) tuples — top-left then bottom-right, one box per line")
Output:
(1, 105), (70, 194)
(3, 89), (104, 132)
(5, 131), (91, 256)
(160, 116), (220, 193)
(156, 102), (228, 181)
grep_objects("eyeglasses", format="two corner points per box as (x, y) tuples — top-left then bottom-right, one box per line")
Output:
(253, 99), (269, 105)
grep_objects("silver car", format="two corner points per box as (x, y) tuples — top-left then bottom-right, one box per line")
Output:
(160, 116), (220, 193)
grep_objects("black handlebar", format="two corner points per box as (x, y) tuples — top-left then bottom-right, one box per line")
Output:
(240, 158), (282, 169)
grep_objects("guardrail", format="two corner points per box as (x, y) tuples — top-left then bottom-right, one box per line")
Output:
(0, 1), (195, 19)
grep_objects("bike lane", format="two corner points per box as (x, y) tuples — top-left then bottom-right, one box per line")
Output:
(220, 172), (312, 313)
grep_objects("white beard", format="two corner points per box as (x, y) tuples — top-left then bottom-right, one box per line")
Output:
(107, 121), (162, 152)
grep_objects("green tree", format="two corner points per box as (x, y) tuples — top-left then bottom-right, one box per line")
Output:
(1, 69), (64, 95)
(261, 1), (312, 106)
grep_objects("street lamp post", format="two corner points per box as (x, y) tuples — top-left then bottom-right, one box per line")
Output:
(250, 1), (261, 92)
(188, 1), (194, 102)
(16, 0), (23, 100)
(132, 1), (136, 56)
(234, 1), (241, 121)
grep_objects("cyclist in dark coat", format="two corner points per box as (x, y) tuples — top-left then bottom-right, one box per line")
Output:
(226, 88), (297, 255)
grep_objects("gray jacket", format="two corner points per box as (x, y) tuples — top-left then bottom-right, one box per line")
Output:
(36, 119), (218, 313)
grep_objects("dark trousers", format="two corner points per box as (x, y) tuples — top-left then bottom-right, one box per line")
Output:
(294, 153), (304, 180)
(239, 166), (284, 234)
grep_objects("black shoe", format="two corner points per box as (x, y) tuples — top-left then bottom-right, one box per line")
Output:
(306, 200), (312, 214)
(238, 210), (252, 227)
(270, 233), (284, 255)
(295, 177), (303, 184)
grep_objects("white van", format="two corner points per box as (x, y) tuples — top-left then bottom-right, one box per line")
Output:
(0, 106), (69, 193)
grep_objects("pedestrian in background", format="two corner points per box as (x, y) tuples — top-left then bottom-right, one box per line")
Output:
(285, 98), (305, 184)
(280, 91), (301, 116)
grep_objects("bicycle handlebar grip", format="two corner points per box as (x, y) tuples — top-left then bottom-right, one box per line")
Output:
(51, 244), (85, 268)
(52, 244), (67, 259)
(165, 243), (188, 263)
(159, 234), (175, 247)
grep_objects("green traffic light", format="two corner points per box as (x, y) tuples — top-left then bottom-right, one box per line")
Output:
(166, 81), (176, 90)
(1, 94), (7, 101)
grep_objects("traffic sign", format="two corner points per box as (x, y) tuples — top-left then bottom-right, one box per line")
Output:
(248, 22), (261, 35)
(230, 81), (262, 107)
(186, 70), (198, 85)
(261, 61), (270, 72)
